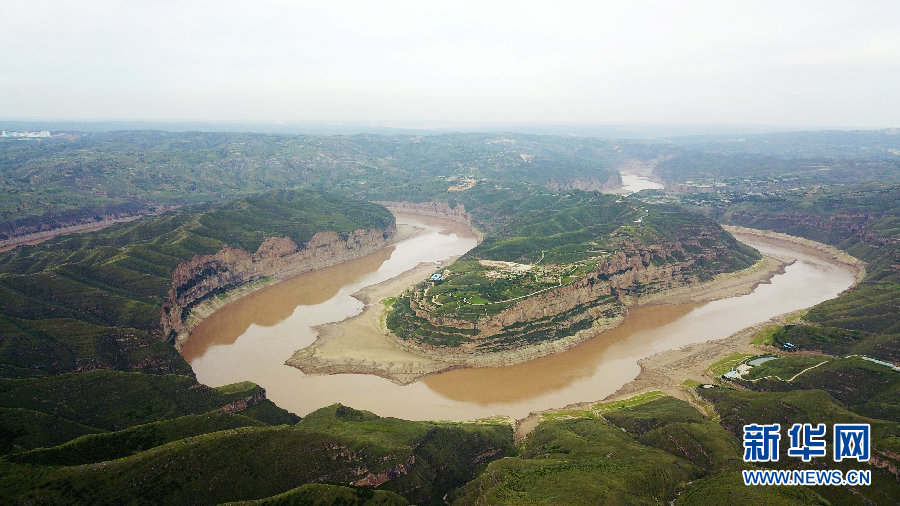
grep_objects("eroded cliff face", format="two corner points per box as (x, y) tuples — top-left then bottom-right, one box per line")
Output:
(380, 201), (473, 226)
(546, 172), (622, 192)
(160, 223), (395, 343)
(219, 390), (267, 413)
(353, 455), (417, 487)
(404, 231), (742, 354)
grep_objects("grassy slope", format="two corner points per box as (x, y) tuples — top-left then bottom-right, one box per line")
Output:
(0, 189), (463, 503)
(2, 135), (897, 503)
(459, 386), (900, 505)
(297, 404), (516, 504)
(225, 483), (408, 505)
(687, 184), (899, 363)
(0, 408), (102, 456)
(0, 370), (265, 434)
(697, 385), (900, 505)
(661, 183), (900, 504)
(1, 404), (514, 505)
(454, 396), (831, 505)
(5, 410), (266, 466)
(734, 356), (900, 434)
(453, 415), (700, 505)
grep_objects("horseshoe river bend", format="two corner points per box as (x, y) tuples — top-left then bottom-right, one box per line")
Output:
(180, 212), (859, 422)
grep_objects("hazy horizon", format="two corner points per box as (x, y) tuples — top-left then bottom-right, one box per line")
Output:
(3, 119), (896, 140)
(3, 1), (899, 128)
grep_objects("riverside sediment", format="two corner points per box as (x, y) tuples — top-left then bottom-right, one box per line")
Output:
(723, 225), (866, 284)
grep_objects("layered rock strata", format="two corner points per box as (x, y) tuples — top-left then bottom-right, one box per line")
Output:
(546, 172), (622, 192)
(399, 232), (748, 356)
(160, 223), (395, 343)
(379, 201), (473, 227)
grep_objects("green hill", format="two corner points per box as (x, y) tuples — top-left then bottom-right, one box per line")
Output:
(0, 189), (392, 375)
(387, 190), (760, 354)
(1, 404), (513, 505)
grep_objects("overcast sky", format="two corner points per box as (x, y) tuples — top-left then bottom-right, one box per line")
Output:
(2, 1), (898, 129)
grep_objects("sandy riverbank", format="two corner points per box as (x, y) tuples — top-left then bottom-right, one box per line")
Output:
(285, 259), (459, 384)
(725, 225), (866, 284)
(288, 228), (799, 385)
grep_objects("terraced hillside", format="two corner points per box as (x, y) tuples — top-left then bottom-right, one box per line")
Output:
(387, 190), (760, 356)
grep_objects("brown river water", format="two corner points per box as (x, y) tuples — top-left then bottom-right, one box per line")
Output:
(182, 214), (857, 421)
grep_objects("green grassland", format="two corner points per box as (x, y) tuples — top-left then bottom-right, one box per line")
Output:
(0, 408), (102, 456)
(7, 129), (898, 235)
(740, 355), (827, 381)
(453, 415), (701, 504)
(734, 356), (900, 422)
(0, 186), (515, 504)
(675, 183), (900, 366)
(677, 471), (830, 505)
(447, 204), (900, 506)
(696, 385), (900, 505)
(2, 188), (529, 503)
(6, 410), (267, 466)
(0, 370), (268, 434)
(655, 151), (900, 189)
(663, 182), (900, 504)
(706, 352), (755, 376)
(298, 404), (516, 504)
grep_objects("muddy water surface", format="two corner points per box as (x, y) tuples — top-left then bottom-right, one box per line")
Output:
(620, 174), (664, 194)
(183, 215), (856, 421)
